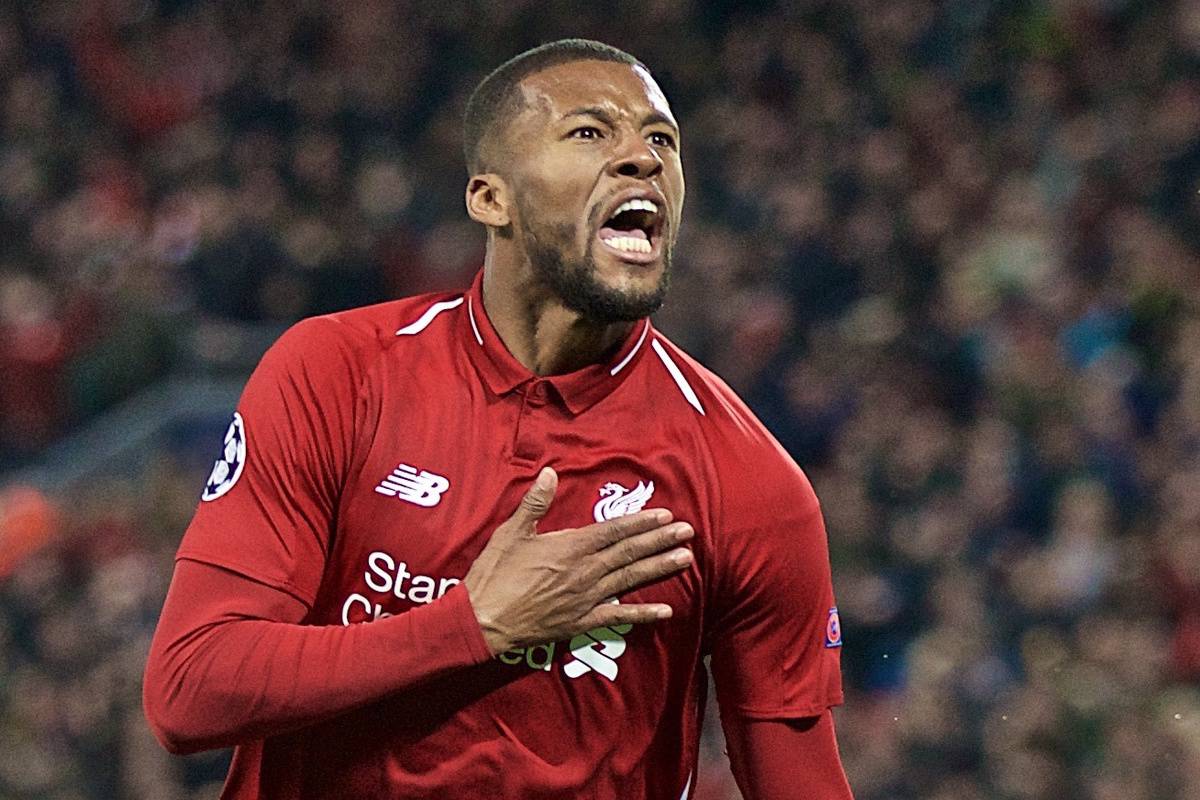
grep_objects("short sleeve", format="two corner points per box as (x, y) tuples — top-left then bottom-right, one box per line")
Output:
(176, 316), (369, 607)
(707, 447), (844, 719)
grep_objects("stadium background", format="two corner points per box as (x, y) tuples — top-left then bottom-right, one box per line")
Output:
(1, 0), (1199, 797)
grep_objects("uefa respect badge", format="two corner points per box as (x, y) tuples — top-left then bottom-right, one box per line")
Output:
(825, 606), (843, 648)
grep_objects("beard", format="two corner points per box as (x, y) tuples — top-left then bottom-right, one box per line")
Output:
(517, 211), (671, 324)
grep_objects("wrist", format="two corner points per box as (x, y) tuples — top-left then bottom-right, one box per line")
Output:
(479, 625), (509, 657)
(461, 587), (509, 656)
(443, 583), (501, 664)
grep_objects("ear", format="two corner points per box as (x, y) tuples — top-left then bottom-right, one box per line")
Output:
(465, 174), (512, 228)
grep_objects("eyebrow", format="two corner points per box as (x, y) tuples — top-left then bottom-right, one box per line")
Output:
(562, 106), (679, 134)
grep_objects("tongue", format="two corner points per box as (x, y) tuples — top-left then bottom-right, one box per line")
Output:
(599, 226), (648, 241)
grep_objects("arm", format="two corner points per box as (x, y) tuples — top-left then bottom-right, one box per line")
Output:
(722, 710), (853, 800)
(701, 396), (850, 794)
(145, 320), (692, 754)
(142, 559), (491, 754)
(144, 469), (693, 754)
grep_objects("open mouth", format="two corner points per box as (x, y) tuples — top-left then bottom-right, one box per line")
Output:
(597, 197), (664, 263)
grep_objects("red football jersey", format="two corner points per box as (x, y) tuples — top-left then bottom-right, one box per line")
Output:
(178, 270), (843, 799)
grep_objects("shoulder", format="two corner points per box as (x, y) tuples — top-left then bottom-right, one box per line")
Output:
(646, 333), (820, 520)
(247, 291), (466, 413)
(264, 291), (465, 374)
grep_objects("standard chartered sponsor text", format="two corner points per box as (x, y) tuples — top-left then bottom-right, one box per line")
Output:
(342, 549), (632, 679)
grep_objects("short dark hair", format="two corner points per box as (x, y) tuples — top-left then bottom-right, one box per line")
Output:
(463, 39), (645, 174)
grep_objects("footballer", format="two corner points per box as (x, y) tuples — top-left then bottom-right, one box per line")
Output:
(144, 39), (853, 799)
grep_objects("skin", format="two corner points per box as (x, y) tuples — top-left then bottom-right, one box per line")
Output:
(461, 60), (692, 654)
(463, 468), (693, 655)
(465, 59), (685, 375)
(460, 65), (854, 800)
(148, 56), (850, 797)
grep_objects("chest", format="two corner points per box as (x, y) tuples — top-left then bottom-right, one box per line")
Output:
(311, 374), (715, 661)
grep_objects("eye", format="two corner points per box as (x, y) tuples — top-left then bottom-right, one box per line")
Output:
(649, 131), (676, 148)
(569, 126), (603, 140)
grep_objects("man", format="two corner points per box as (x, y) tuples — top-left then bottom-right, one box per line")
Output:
(144, 39), (853, 799)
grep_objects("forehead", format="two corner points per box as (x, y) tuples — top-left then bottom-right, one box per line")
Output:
(515, 59), (675, 127)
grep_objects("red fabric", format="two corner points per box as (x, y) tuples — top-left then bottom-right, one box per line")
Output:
(723, 710), (854, 799)
(143, 559), (491, 755)
(149, 271), (843, 798)
(708, 501), (843, 719)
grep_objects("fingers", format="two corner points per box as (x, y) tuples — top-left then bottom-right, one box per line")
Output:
(573, 601), (674, 632)
(597, 522), (693, 573)
(595, 546), (693, 599)
(509, 467), (558, 531)
(578, 507), (675, 551)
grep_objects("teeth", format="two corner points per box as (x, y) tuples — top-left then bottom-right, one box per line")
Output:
(613, 198), (659, 216)
(601, 236), (652, 254)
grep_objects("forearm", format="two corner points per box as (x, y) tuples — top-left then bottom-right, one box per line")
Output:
(723, 710), (854, 799)
(143, 559), (492, 754)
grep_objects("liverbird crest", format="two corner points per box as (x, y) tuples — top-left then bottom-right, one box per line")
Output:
(593, 480), (656, 523)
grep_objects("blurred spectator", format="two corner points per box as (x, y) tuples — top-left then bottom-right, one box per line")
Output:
(3, 0), (1200, 797)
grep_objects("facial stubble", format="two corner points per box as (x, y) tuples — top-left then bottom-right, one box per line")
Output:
(518, 204), (671, 324)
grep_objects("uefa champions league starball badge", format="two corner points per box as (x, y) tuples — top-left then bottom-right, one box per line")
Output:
(202, 412), (247, 501)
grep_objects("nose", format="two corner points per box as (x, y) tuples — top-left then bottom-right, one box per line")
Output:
(608, 135), (663, 180)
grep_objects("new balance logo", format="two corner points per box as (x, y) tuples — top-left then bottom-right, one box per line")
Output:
(374, 464), (450, 507)
(593, 480), (655, 523)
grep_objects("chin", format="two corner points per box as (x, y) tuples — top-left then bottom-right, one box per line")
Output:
(524, 218), (670, 323)
(596, 259), (666, 294)
(571, 254), (670, 323)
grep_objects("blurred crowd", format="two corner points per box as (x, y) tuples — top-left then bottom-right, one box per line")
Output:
(2, 0), (1200, 797)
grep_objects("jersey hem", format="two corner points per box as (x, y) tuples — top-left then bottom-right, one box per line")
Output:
(726, 693), (846, 720)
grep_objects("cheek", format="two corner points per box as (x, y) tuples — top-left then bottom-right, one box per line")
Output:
(668, 169), (685, 229)
(523, 182), (592, 239)
(533, 149), (602, 202)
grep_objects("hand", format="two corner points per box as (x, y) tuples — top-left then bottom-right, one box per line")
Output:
(463, 467), (694, 655)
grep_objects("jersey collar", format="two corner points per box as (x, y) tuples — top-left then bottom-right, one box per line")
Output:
(459, 270), (653, 415)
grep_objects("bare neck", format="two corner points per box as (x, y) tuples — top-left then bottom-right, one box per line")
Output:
(480, 243), (634, 377)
